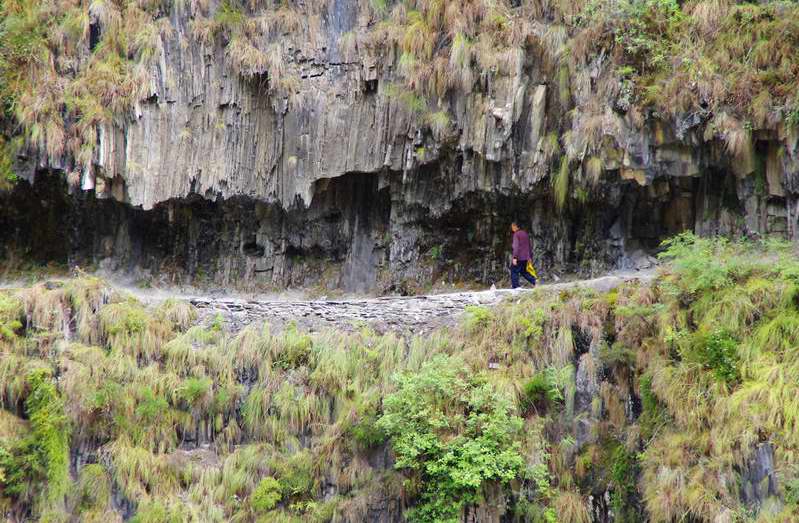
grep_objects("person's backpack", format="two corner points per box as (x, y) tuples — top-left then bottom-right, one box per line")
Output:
(525, 260), (538, 279)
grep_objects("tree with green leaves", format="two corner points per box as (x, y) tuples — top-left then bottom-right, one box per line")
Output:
(378, 354), (524, 522)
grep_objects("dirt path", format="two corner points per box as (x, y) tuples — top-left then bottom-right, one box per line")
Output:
(187, 270), (656, 333)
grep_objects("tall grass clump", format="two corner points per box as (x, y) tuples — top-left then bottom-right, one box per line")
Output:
(2, 241), (799, 521)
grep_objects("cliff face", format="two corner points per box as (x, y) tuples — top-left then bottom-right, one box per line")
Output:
(3, 0), (799, 291)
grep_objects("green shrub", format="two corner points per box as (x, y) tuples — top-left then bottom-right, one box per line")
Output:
(251, 476), (282, 513)
(273, 451), (315, 499)
(0, 369), (70, 510)
(25, 369), (70, 505)
(75, 463), (112, 512)
(378, 354), (524, 522)
(135, 388), (169, 422)
(350, 410), (386, 449)
(785, 467), (799, 507)
(599, 342), (635, 368)
(702, 330), (740, 384)
(0, 293), (23, 339)
(658, 232), (735, 294)
(130, 498), (190, 523)
(176, 377), (212, 407)
(613, 0), (684, 72)
(274, 325), (312, 369)
(681, 330), (740, 385)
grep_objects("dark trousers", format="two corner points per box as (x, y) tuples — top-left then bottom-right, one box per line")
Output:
(510, 261), (537, 288)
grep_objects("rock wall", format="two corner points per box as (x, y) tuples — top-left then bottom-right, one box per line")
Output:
(5, 0), (799, 291)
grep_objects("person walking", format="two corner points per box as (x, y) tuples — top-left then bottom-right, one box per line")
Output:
(510, 220), (537, 288)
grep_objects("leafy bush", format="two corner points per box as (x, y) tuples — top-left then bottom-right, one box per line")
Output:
(350, 409), (386, 449)
(176, 377), (212, 407)
(613, 0), (684, 73)
(0, 369), (70, 510)
(272, 451), (315, 500)
(251, 476), (282, 513)
(701, 330), (740, 384)
(0, 293), (22, 339)
(378, 355), (524, 522)
(273, 324), (313, 369)
(658, 232), (735, 295)
(681, 329), (740, 385)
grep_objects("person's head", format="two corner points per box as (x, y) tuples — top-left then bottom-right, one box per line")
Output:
(511, 221), (519, 233)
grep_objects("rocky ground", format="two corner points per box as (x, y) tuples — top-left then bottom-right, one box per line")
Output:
(187, 269), (656, 333)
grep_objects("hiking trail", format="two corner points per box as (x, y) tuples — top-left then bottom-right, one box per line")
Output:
(185, 270), (656, 333)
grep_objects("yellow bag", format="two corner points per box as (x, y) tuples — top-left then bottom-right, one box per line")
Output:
(525, 260), (538, 279)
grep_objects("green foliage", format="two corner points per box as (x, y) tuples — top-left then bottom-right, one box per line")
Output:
(273, 451), (315, 500)
(5, 242), (799, 521)
(0, 292), (23, 339)
(384, 83), (427, 113)
(690, 330), (740, 384)
(0, 436), (43, 503)
(24, 369), (69, 505)
(600, 341), (635, 368)
(520, 370), (564, 414)
(378, 355), (524, 522)
(350, 408), (386, 449)
(101, 301), (148, 336)
(273, 324), (312, 369)
(130, 498), (190, 523)
(553, 157), (570, 210)
(251, 476), (282, 513)
(1, 369), (70, 511)
(176, 377), (212, 406)
(658, 232), (736, 294)
(613, 0), (684, 73)
(214, 0), (246, 32)
(0, 136), (19, 190)
(370, 0), (389, 16)
(463, 305), (494, 332)
(785, 466), (799, 507)
(609, 444), (640, 521)
(134, 388), (169, 422)
(0, 0), (165, 165)
(638, 374), (667, 441)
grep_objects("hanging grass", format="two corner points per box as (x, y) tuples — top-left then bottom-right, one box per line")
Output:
(3, 237), (799, 519)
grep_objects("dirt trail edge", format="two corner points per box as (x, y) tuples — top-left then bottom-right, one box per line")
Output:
(188, 270), (656, 333)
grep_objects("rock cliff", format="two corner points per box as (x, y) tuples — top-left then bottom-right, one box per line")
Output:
(2, 0), (798, 291)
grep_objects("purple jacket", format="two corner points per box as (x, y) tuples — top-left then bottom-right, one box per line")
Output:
(512, 230), (532, 261)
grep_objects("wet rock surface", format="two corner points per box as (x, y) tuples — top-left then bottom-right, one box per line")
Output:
(740, 443), (781, 511)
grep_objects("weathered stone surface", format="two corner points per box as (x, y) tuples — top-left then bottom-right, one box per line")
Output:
(187, 272), (655, 332)
(7, 1), (799, 292)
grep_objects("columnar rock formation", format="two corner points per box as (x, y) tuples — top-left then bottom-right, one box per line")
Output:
(2, 0), (798, 292)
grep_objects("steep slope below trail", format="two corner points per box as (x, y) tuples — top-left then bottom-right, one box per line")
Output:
(0, 237), (795, 522)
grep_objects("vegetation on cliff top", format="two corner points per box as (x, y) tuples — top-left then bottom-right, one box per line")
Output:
(0, 233), (798, 521)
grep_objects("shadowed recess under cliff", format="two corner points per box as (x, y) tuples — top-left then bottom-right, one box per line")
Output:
(0, 163), (782, 292)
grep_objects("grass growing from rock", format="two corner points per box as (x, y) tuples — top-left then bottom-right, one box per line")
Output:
(1, 233), (799, 520)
